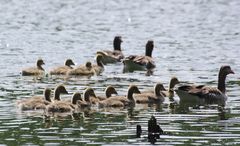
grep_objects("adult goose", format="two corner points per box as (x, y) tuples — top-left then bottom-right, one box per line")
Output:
(46, 92), (80, 113)
(134, 83), (167, 104)
(97, 85), (118, 101)
(175, 65), (234, 104)
(22, 59), (45, 76)
(17, 88), (52, 110)
(96, 36), (124, 64)
(50, 59), (75, 75)
(123, 40), (155, 72)
(98, 85), (141, 108)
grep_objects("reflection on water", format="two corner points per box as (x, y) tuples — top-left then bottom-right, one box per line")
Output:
(0, 0), (240, 145)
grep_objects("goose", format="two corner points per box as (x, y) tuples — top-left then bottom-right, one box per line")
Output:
(96, 36), (124, 64)
(98, 85), (141, 107)
(123, 40), (155, 72)
(73, 92), (91, 109)
(53, 84), (69, 101)
(97, 85), (118, 101)
(50, 59), (75, 75)
(46, 92), (80, 113)
(175, 65), (234, 104)
(17, 88), (52, 110)
(134, 83), (167, 104)
(141, 77), (180, 98)
(92, 54), (105, 75)
(67, 54), (104, 76)
(22, 59), (45, 76)
(67, 61), (95, 76)
(83, 87), (99, 105)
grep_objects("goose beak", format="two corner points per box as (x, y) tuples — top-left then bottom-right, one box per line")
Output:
(230, 70), (235, 74)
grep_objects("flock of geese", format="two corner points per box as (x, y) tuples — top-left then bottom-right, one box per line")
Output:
(18, 36), (235, 113)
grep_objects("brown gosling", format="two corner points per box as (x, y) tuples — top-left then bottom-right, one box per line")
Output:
(96, 36), (124, 64)
(134, 83), (167, 104)
(17, 88), (52, 110)
(98, 85), (141, 108)
(22, 59), (45, 76)
(67, 61), (95, 76)
(97, 85), (118, 101)
(50, 59), (75, 75)
(72, 92), (91, 109)
(92, 54), (105, 75)
(46, 92), (80, 113)
(83, 87), (99, 105)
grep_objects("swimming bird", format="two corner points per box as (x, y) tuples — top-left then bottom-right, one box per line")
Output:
(17, 88), (52, 110)
(50, 59), (75, 75)
(123, 40), (155, 72)
(72, 92), (91, 109)
(22, 59), (45, 76)
(83, 87), (99, 105)
(134, 83), (167, 104)
(98, 85), (141, 107)
(53, 84), (69, 101)
(97, 85), (118, 101)
(141, 77), (180, 98)
(67, 61), (95, 76)
(96, 36), (124, 64)
(46, 91), (80, 113)
(92, 54), (105, 75)
(175, 65), (234, 104)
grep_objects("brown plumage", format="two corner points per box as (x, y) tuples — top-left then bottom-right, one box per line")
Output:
(83, 87), (99, 105)
(22, 59), (45, 76)
(91, 54), (104, 75)
(97, 85), (118, 101)
(17, 88), (52, 110)
(67, 61), (95, 76)
(140, 77), (180, 99)
(73, 92), (91, 109)
(123, 40), (155, 72)
(96, 36), (124, 64)
(134, 83), (167, 104)
(161, 77), (180, 98)
(175, 65), (234, 104)
(50, 59), (75, 75)
(46, 92), (80, 113)
(98, 85), (141, 108)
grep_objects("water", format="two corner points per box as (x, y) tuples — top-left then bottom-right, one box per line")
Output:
(0, 0), (240, 145)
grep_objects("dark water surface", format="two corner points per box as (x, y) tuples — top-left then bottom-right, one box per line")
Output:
(0, 0), (240, 145)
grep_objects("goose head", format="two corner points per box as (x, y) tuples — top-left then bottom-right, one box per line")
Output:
(54, 85), (68, 100)
(154, 83), (167, 96)
(219, 65), (234, 76)
(84, 61), (93, 71)
(145, 40), (154, 57)
(83, 87), (96, 102)
(105, 85), (118, 98)
(169, 77), (180, 91)
(37, 59), (45, 70)
(72, 92), (82, 104)
(96, 54), (104, 67)
(113, 36), (122, 51)
(128, 85), (141, 101)
(65, 59), (75, 67)
(218, 65), (234, 94)
(44, 88), (52, 102)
